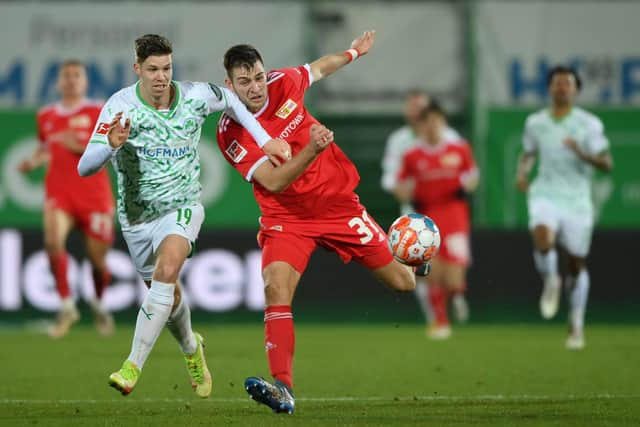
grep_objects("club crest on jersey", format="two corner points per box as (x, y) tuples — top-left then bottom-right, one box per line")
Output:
(275, 99), (297, 119)
(69, 114), (91, 128)
(441, 152), (462, 168)
(226, 140), (247, 163)
(95, 122), (110, 135)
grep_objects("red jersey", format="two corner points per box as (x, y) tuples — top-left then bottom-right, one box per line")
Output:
(398, 139), (477, 229)
(37, 100), (113, 206)
(217, 65), (360, 220)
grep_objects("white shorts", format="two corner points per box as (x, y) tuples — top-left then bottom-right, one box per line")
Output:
(122, 203), (205, 281)
(527, 197), (593, 257)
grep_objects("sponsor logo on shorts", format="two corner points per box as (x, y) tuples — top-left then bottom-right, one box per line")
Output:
(95, 122), (110, 135)
(226, 140), (248, 163)
(276, 99), (298, 119)
(268, 225), (283, 232)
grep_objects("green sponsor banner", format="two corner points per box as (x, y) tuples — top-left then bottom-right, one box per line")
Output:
(0, 110), (260, 229)
(480, 108), (640, 228)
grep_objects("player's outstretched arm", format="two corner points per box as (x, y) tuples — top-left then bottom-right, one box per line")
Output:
(252, 124), (333, 193)
(309, 30), (375, 83)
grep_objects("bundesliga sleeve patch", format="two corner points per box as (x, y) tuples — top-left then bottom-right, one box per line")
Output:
(95, 122), (110, 135)
(226, 140), (248, 163)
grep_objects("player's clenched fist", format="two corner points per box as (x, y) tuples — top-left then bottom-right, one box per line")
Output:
(309, 124), (334, 153)
(107, 112), (131, 149)
(263, 138), (291, 166)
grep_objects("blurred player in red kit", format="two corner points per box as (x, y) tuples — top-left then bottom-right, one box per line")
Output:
(18, 60), (115, 338)
(217, 31), (429, 414)
(395, 103), (479, 339)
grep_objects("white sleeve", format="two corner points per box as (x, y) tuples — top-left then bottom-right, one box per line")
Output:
(220, 87), (271, 147)
(202, 83), (271, 148)
(79, 96), (122, 176)
(78, 143), (118, 176)
(380, 134), (403, 192)
(586, 117), (609, 155)
(200, 82), (227, 114)
(522, 118), (538, 153)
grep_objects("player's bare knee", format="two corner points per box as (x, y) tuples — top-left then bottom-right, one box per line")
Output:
(264, 279), (293, 305)
(153, 262), (181, 284)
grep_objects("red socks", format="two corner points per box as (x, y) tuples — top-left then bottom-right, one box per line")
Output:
(92, 268), (112, 299)
(428, 284), (449, 326)
(264, 305), (295, 389)
(48, 252), (70, 299)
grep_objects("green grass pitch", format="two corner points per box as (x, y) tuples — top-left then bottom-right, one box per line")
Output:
(1, 322), (639, 426)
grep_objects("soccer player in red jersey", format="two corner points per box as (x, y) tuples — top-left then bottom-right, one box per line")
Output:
(395, 103), (479, 339)
(18, 60), (115, 338)
(217, 31), (428, 414)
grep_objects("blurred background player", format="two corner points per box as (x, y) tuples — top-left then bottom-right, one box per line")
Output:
(381, 90), (469, 329)
(394, 103), (479, 339)
(516, 66), (613, 350)
(17, 59), (115, 338)
(218, 31), (428, 414)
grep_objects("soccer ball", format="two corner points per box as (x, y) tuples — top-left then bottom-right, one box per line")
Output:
(388, 213), (440, 266)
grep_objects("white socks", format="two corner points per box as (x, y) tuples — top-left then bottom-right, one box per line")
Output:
(569, 269), (590, 332)
(127, 280), (174, 369)
(167, 296), (197, 355)
(533, 249), (558, 277)
(413, 278), (434, 324)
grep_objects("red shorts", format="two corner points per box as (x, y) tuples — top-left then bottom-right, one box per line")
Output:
(257, 203), (394, 274)
(426, 208), (470, 266)
(46, 192), (115, 244)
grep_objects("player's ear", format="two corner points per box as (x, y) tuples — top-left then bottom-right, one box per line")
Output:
(133, 62), (141, 78)
(224, 77), (234, 92)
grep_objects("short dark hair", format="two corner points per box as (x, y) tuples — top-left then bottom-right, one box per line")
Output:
(135, 34), (173, 64)
(224, 44), (263, 77)
(546, 65), (582, 90)
(416, 100), (446, 121)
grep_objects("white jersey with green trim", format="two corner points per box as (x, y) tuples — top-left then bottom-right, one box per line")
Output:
(89, 80), (268, 226)
(523, 107), (609, 214)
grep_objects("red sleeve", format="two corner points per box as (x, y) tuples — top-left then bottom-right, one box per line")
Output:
(460, 142), (477, 174)
(397, 150), (413, 182)
(270, 65), (313, 95)
(217, 114), (269, 182)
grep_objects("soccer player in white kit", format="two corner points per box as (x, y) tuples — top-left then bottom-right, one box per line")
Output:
(78, 34), (288, 396)
(516, 66), (613, 350)
(381, 90), (469, 335)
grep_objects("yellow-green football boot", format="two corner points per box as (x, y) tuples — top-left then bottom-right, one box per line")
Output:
(184, 332), (212, 398)
(108, 360), (140, 396)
